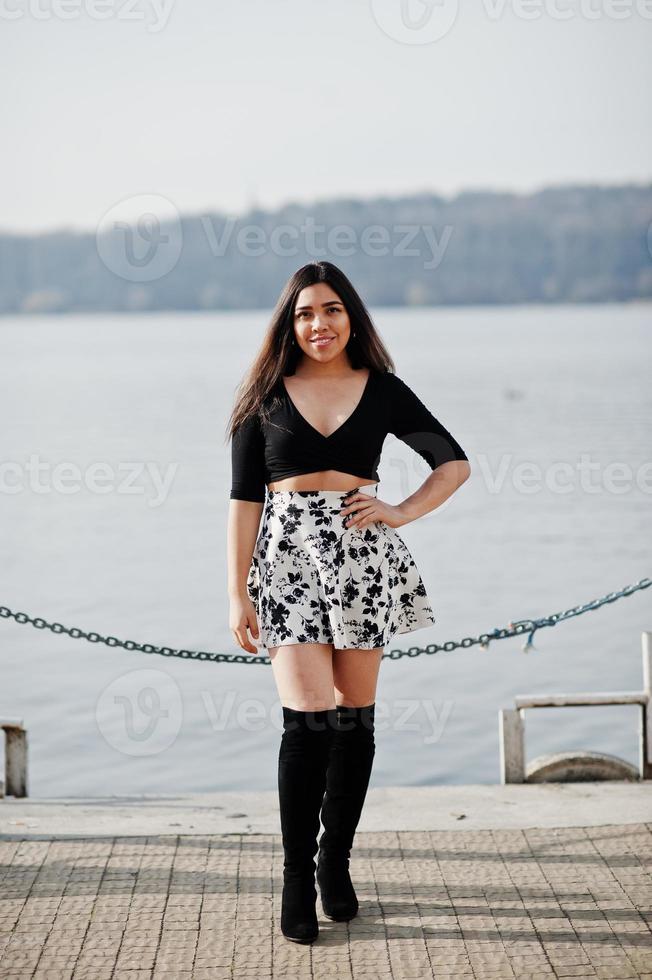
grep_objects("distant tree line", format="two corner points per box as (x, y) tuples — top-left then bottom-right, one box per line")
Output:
(0, 183), (650, 314)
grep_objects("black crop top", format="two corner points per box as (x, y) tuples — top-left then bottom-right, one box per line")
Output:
(230, 368), (468, 502)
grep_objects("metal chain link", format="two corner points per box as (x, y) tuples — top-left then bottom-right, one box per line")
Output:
(1, 576), (649, 665)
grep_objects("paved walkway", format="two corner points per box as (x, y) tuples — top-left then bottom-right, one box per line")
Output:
(1, 820), (652, 979)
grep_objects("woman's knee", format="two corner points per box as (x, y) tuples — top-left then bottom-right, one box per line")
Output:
(332, 647), (383, 708)
(269, 642), (336, 711)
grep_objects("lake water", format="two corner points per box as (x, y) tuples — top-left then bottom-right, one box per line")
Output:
(1, 303), (650, 797)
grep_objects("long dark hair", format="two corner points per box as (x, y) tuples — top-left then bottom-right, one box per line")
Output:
(226, 261), (396, 439)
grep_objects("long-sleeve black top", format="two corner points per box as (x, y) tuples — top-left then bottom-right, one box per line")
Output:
(230, 368), (468, 503)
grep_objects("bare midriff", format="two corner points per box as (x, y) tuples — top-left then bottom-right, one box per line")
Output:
(267, 470), (379, 493)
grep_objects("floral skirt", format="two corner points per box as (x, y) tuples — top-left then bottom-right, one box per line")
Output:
(246, 483), (436, 650)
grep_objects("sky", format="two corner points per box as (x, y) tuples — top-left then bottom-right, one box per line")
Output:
(1, 0), (651, 234)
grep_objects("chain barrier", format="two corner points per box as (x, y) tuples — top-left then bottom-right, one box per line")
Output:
(1, 577), (649, 665)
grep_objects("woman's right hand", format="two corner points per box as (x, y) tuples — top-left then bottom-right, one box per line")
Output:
(229, 594), (262, 654)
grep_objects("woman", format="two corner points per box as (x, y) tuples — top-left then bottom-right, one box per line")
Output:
(226, 261), (470, 944)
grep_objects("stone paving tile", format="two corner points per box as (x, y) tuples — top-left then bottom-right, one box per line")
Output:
(0, 825), (651, 978)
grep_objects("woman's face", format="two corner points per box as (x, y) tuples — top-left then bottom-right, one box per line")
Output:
(292, 282), (352, 363)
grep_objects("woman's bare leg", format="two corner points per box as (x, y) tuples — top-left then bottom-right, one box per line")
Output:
(332, 646), (383, 708)
(268, 642), (336, 710)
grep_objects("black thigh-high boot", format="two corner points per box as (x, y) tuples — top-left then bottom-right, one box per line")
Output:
(316, 702), (376, 921)
(277, 705), (338, 943)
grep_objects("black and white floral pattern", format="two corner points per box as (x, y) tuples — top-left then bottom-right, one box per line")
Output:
(246, 484), (436, 649)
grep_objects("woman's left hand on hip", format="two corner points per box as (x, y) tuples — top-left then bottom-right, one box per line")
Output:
(340, 491), (408, 529)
